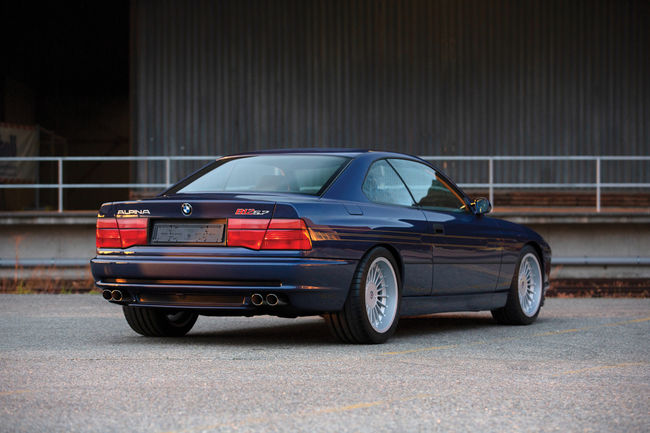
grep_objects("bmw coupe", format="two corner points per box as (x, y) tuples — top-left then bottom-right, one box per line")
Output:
(91, 150), (551, 343)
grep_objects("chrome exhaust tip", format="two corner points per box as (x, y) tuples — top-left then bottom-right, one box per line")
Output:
(251, 293), (264, 306)
(266, 293), (279, 306)
(111, 290), (123, 302)
(102, 290), (112, 300)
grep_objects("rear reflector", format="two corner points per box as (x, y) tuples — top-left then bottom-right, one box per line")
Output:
(227, 218), (311, 250)
(96, 217), (149, 249)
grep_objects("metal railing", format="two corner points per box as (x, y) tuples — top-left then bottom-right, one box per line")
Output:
(420, 155), (650, 212)
(0, 156), (215, 212)
(1, 155), (649, 212)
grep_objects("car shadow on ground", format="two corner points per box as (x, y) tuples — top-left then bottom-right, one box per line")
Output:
(113, 313), (502, 347)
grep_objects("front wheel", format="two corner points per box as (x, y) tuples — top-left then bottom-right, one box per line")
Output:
(122, 306), (198, 337)
(491, 245), (544, 325)
(325, 247), (401, 344)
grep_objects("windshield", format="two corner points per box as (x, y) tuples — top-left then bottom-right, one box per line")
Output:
(170, 154), (350, 196)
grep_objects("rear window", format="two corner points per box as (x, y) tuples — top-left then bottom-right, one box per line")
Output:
(170, 154), (350, 195)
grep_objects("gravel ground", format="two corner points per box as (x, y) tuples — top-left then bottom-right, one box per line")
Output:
(0, 295), (648, 433)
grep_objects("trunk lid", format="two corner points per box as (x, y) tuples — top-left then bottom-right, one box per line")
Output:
(103, 196), (277, 220)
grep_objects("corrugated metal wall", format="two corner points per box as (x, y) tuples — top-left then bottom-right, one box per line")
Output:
(132, 0), (650, 186)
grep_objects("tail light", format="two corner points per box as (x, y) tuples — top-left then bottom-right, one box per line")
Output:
(96, 218), (121, 248)
(227, 218), (312, 250)
(262, 219), (312, 250)
(96, 217), (149, 249)
(227, 218), (270, 250)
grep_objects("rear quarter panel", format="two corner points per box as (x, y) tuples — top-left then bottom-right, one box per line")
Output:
(293, 199), (433, 297)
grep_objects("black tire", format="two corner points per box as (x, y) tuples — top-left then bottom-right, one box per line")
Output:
(491, 245), (544, 325)
(122, 306), (198, 337)
(325, 247), (402, 344)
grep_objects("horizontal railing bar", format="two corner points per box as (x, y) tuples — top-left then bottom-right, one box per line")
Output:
(421, 156), (650, 161)
(463, 183), (650, 188)
(0, 184), (167, 189)
(0, 156), (218, 162)
(1, 155), (650, 162)
(1, 183), (649, 189)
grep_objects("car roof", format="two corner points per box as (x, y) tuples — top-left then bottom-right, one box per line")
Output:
(228, 148), (423, 160)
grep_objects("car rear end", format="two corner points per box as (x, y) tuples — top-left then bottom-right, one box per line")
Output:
(90, 153), (358, 316)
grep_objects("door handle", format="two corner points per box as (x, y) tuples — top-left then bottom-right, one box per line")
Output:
(432, 223), (445, 235)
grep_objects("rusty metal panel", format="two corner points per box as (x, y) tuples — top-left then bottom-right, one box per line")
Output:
(132, 0), (650, 185)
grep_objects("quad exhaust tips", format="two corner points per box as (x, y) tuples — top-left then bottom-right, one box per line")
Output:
(250, 293), (283, 307)
(103, 290), (124, 302)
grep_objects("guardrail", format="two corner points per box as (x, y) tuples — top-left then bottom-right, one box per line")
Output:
(0, 156), (214, 213)
(1, 155), (649, 212)
(420, 155), (650, 212)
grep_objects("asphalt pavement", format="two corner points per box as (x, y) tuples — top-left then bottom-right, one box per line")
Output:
(0, 295), (648, 433)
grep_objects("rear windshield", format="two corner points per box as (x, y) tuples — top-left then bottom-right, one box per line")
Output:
(169, 154), (350, 196)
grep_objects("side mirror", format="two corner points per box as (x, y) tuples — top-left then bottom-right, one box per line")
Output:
(473, 197), (492, 215)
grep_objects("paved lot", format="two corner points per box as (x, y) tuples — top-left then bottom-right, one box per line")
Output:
(0, 295), (648, 433)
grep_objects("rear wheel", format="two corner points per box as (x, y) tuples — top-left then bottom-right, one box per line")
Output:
(122, 306), (198, 337)
(491, 245), (544, 325)
(325, 247), (401, 344)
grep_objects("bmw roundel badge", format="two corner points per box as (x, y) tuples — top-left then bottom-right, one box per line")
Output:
(181, 202), (192, 216)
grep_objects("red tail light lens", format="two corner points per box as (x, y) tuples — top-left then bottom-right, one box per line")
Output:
(117, 217), (149, 248)
(262, 219), (312, 250)
(226, 218), (311, 250)
(267, 219), (305, 230)
(116, 218), (149, 230)
(96, 217), (149, 249)
(228, 219), (270, 230)
(96, 217), (121, 249)
(227, 218), (270, 250)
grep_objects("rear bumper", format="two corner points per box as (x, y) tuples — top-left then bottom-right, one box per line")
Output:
(90, 254), (357, 314)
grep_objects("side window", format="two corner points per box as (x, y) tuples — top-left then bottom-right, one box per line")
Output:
(362, 160), (414, 207)
(388, 159), (466, 212)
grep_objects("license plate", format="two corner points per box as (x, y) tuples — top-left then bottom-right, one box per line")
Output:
(151, 223), (225, 244)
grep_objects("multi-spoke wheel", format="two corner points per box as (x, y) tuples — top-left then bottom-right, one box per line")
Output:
(364, 257), (399, 333)
(517, 253), (543, 317)
(492, 246), (544, 325)
(122, 306), (198, 337)
(325, 247), (401, 344)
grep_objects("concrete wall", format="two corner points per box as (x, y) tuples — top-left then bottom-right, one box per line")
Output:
(505, 213), (650, 279)
(0, 213), (95, 279)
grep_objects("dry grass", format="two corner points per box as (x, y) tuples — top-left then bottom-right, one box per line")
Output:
(548, 279), (650, 298)
(0, 265), (96, 294)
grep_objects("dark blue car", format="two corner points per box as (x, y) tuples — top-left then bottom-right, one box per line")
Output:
(91, 150), (551, 343)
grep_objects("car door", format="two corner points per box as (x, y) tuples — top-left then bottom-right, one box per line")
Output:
(388, 158), (503, 296)
(360, 159), (432, 297)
